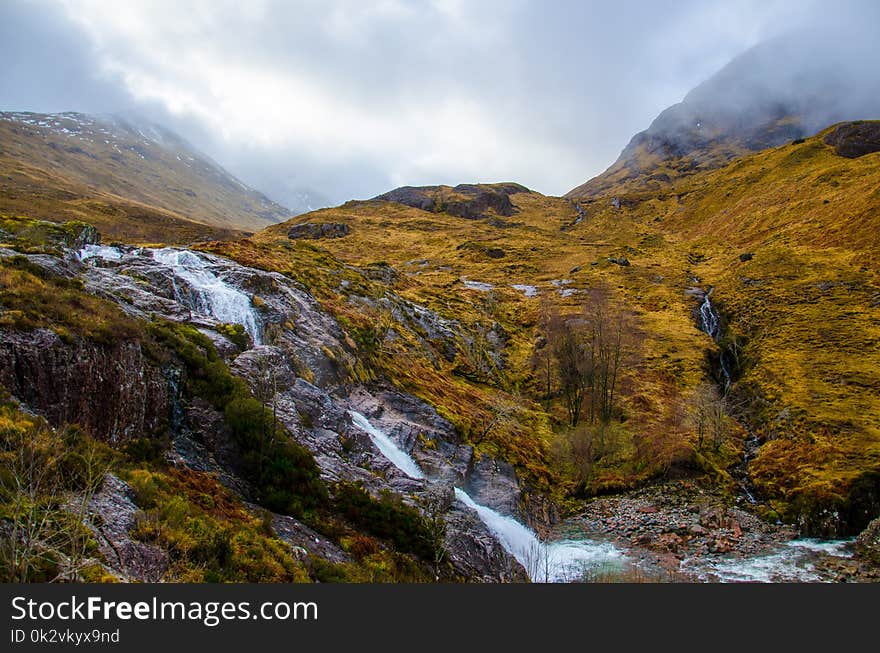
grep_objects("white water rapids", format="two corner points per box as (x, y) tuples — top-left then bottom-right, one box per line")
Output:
(79, 245), (262, 344)
(347, 410), (624, 582)
(683, 538), (855, 583)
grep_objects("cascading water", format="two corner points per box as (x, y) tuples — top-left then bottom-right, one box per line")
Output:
(698, 289), (757, 503)
(698, 291), (732, 392)
(149, 248), (262, 344)
(79, 245), (262, 344)
(347, 410), (624, 582)
(348, 411), (425, 480)
(682, 538), (855, 583)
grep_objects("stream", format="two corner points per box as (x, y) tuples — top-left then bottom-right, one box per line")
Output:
(79, 244), (263, 343)
(348, 410), (625, 582)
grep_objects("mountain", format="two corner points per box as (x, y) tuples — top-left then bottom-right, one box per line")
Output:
(253, 120), (880, 544)
(567, 30), (880, 198)
(0, 111), (293, 240)
(3, 37), (880, 584)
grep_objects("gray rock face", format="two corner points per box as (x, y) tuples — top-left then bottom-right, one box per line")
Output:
(443, 499), (527, 582)
(464, 456), (523, 521)
(287, 222), (350, 240)
(824, 121), (880, 158)
(0, 328), (171, 444)
(87, 474), (168, 582)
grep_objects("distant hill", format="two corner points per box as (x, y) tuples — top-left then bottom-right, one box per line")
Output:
(567, 30), (880, 198)
(0, 111), (293, 240)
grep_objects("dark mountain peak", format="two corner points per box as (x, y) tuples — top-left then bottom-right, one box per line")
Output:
(567, 28), (880, 198)
(374, 182), (529, 219)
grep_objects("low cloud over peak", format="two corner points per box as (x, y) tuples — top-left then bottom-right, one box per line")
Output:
(2, 1), (878, 206)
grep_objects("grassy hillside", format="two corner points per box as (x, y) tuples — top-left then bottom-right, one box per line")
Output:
(238, 125), (880, 534)
(0, 112), (290, 240)
(568, 123), (880, 532)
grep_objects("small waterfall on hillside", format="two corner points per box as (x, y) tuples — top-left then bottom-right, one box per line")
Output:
(79, 245), (262, 344)
(348, 411), (425, 480)
(698, 288), (758, 504)
(698, 291), (732, 392)
(347, 410), (624, 582)
(149, 248), (262, 343)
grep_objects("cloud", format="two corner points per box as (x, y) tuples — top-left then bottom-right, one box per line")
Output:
(1, 0), (877, 205)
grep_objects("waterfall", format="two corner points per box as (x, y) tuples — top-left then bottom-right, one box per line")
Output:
(79, 244), (123, 260)
(348, 410), (425, 480)
(347, 410), (624, 582)
(149, 248), (262, 344)
(699, 293), (721, 341)
(699, 291), (731, 392)
(79, 245), (262, 344)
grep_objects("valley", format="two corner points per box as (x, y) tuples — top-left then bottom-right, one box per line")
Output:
(1, 80), (879, 582)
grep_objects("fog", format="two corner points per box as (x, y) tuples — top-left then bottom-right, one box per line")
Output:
(1, 1), (878, 208)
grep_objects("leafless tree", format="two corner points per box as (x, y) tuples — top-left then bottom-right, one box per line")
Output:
(688, 383), (728, 452)
(417, 485), (451, 581)
(1, 424), (109, 582)
(543, 286), (641, 426)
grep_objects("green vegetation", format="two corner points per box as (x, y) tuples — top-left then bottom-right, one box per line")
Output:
(0, 394), (114, 582)
(0, 254), (145, 344)
(147, 320), (328, 518)
(331, 481), (437, 560)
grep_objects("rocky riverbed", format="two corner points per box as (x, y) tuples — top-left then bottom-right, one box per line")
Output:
(556, 480), (880, 582)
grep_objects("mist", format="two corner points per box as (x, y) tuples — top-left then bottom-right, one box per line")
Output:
(1, 0), (879, 208)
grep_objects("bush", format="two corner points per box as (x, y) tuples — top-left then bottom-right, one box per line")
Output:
(332, 482), (436, 560)
(150, 320), (328, 519)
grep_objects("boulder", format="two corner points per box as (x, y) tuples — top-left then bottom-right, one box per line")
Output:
(86, 474), (169, 582)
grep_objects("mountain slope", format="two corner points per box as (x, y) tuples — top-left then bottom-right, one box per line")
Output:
(0, 111), (292, 237)
(247, 119), (880, 537)
(567, 30), (880, 198)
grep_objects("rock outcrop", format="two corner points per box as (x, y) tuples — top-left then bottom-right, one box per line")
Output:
(375, 183), (528, 220)
(855, 517), (880, 565)
(823, 121), (880, 158)
(287, 222), (350, 240)
(0, 328), (171, 444)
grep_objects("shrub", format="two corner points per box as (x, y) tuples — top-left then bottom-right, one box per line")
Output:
(332, 482), (436, 560)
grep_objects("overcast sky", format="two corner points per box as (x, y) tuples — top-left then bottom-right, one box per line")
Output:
(0, 0), (873, 205)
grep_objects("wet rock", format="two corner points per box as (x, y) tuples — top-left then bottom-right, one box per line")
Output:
(444, 497), (527, 582)
(87, 474), (168, 582)
(465, 456), (522, 520)
(287, 222), (350, 240)
(0, 328), (171, 444)
(855, 517), (880, 565)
